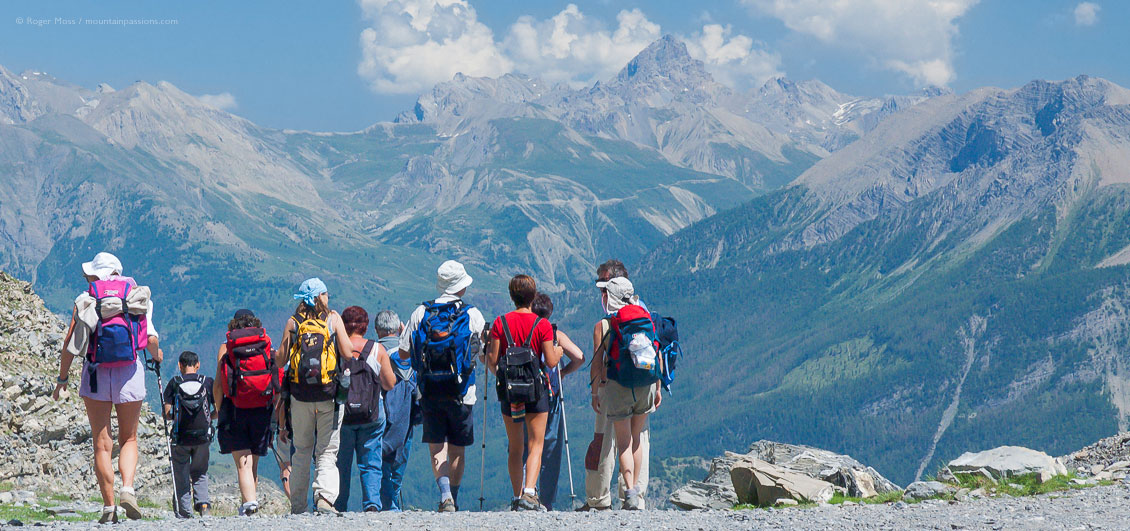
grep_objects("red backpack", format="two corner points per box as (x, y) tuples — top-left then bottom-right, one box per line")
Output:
(220, 327), (281, 409)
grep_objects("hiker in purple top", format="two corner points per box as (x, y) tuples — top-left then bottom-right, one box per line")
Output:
(52, 252), (163, 523)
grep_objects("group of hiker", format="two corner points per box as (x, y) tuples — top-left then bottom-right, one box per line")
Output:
(51, 252), (679, 520)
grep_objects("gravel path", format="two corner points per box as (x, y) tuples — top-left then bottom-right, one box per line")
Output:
(37, 484), (1130, 530)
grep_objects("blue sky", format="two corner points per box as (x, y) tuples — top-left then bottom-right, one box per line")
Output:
(0, 0), (1125, 132)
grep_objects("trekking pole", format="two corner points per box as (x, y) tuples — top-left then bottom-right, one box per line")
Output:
(478, 360), (489, 511)
(556, 368), (577, 509)
(146, 355), (182, 515)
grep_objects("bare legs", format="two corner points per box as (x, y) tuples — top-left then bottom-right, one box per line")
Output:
(232, 450), (259, 503)
(612, 414), (648, 492)
(503, 412), (548, 496)
(84, 398), (142, 505)
(429, 443), (466, 483)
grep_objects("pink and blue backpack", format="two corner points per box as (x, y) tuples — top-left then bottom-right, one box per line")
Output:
(86, 278), (149, 391)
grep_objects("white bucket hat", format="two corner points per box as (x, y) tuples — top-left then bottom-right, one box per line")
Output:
(597, 276), (638, 312)
(81, 252), (123, 281)
(436, 260), (473, 295)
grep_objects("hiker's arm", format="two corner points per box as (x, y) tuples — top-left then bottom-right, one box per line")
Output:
(556, 330), (585, 376)
(53, 308), (79, 401)
(331, 312), (354, 359)
(147, 335), (163, 364)
(397, 321), (410, 361)
(590, 322), (606, 413)
(485, 334), (500, 374)
(377, 344), (396, 391)
(590, 322), (607, 385)
(542, 340), (561, 368)
(277, 318), (294, 368)
(213, 345), (226, 407)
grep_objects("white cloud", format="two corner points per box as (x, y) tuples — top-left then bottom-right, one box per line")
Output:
(744, 0), (979, 86)
(1074, 2), (1100, 26)
(356, 1), (781, 93)
(683, 24), (782, 90)
(502, 5), (660, 88)
(357, 0), (512, 94)
(196, 92), (238, 111)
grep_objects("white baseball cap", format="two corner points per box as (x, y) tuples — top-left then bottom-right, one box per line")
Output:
(597, 276), (637, 311)
(81, 252), (123, 281)
(436, 260), (473, 295)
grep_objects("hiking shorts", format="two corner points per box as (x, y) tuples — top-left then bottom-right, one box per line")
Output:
(602, 380), (658, 422)
(502, 388), (552, 421)
(420, 399), (474, 447)
(218, 403), (272, 456)
(79, 358), (147, 405)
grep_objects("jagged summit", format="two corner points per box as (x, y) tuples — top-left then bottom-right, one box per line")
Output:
(613, 34), (711, 87)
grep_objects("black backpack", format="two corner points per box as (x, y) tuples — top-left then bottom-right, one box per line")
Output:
(172, 375), (213, 446)
(495, 317), (544, 404)
(342, 341), (383, 426)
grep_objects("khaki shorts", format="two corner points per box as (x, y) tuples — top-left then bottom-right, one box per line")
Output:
(601, 380), (658, 422)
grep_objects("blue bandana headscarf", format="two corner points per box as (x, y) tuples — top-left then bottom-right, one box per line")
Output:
(294, 277), (328, 307)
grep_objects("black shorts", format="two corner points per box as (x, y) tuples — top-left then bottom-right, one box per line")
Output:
(502, 388), (552, 421)
(217, 399), (272, 456)
(421, 399), (474, 447)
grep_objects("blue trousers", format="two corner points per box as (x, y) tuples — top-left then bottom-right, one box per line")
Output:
(335, 417), (384, 512)
(380, 427), (413, 511)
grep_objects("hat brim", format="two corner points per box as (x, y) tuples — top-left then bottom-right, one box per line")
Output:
(81, 261), (96, 277)
(442, 274), (473, 295)
(595, 280), (609, 288)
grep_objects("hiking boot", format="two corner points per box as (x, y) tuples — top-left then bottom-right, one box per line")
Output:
(364, 505), (380, 513)
(98, 507), (117, 524)
(437, 498), (456, 512)
(238, 501), (260, 516)
(510, 499), (520, 511)
(118, 490), (143, 520)
(622, 492), (643, 511)
(315, 497), (339, 515)
(517, 493), (546, 512)
(575, 503), (610, 511)
(195, 503), (210, 517)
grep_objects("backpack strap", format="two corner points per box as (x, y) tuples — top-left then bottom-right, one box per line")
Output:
(360, 339), (375, 360)
(500, 315), (516, 348)
(524, 317), (543, 348)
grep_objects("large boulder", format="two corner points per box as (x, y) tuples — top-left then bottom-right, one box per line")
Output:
(944, 446), (1068, 483)
(903, 480), (957, 500)
(669, 452), (743, 510)
(730, 457), (835, 505)
(746, 440), (901, 497)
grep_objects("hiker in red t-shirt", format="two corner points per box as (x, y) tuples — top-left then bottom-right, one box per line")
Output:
(486, 275), (561, 511)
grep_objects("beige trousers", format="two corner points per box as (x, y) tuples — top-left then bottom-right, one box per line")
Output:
(584, 387), (649, 508)
(288, 398), (343, 513)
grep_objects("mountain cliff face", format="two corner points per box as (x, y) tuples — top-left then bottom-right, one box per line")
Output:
(637, 75), (1130, 485)
(0, 271), (171, 503)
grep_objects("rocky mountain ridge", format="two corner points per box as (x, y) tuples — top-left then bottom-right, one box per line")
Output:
(0, 271), (171, 503)
(635, 72), (1130, 486)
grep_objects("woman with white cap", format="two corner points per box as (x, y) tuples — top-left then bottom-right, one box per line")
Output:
(590, 276), (661, 511)
(51, 251), (163, 523)
(275, 277), (354, 514)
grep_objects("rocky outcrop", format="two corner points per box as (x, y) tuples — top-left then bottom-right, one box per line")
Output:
(746, 440), (900, 498)
(668, 452), (744, 510)
(940, 446), (1068, 483)
(0, 271), (171, 504)
(669, 441), (898, 509)
(730, 458), (835, 505)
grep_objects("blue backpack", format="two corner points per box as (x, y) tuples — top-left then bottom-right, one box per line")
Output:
(410, 300), (477, 399)
(650, 312), (682, 392)
(607, 304), (662, 388)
